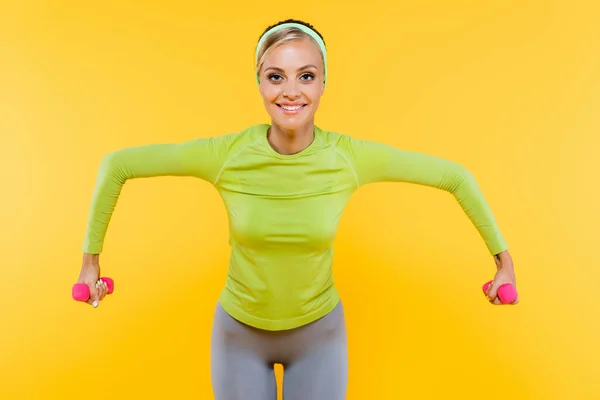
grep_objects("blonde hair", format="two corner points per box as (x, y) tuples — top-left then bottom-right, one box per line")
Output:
(255, 27), (325, 80)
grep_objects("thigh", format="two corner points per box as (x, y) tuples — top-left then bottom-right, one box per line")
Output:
(210, 303), (277, 400)
(282, 302), (349, 400)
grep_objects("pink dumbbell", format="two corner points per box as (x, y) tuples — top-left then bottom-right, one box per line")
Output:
(482, 280), (517, 303)
(72, 277), (115, 302)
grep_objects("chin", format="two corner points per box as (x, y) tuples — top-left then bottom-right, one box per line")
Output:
(270, 105), (315, 131)
(273, 119), (308, 131)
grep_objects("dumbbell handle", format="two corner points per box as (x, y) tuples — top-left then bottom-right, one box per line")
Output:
(482, 280), (517, 303)
(72, 277), (115, 302)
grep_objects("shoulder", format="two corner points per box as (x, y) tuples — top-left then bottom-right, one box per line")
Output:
(316, 127), (357, 149)
(199, 124), (268, 155)
(317, 127), (383, 156)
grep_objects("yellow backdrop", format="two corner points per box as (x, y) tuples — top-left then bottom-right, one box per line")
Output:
(1, 0), (599, 399)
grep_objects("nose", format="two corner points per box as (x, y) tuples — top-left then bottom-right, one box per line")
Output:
(282, 80), (301, 99)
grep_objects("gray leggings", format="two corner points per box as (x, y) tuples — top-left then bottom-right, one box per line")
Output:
(210, 301), (348, 400)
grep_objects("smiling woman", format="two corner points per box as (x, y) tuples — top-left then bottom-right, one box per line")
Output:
(77, 18), (517, 400)
(255, 20), (327, 155)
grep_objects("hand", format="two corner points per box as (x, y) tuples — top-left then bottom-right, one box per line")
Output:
(77, 261), (109, 308)
(485, 251), (519, 305)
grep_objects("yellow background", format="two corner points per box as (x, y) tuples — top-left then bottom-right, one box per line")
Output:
(1, 0), (599, 399)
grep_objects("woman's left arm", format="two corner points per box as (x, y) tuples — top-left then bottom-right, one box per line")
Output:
(342, 135), (517, 304)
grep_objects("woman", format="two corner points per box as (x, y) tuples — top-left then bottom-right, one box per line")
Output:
(77, 19), (518, 400)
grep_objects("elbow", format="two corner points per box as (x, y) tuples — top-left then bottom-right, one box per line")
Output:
(97, 150), (127, 183)
(458, 163), (476, 182)
(443, 162), (477, 194)
(98, 151), (117, 175)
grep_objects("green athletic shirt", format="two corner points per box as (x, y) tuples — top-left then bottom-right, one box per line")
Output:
(82, 124), (508, 330)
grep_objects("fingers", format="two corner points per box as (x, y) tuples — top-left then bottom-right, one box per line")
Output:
(96, 279), (108, 301)
(489, 297), (502, 305)
(487, 286), (520, 305)
(85, 279), (108, 307)
(87, 279), (108, 308)
(485, 280), (498, 301)
(490, 297), (519, 305)
(87, 282), (100, 308)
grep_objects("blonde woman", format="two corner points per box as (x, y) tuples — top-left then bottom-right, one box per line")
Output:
(77, 19), (518, 400)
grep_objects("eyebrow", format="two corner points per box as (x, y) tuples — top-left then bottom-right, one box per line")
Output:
(264, 64), (318, 73)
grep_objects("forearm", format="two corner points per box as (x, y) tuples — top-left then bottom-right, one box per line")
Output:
(449, 167), (508, 256)
(494, 250), (513, 268)
(82, 253), (99, 266)
(81, 152), (127, 254)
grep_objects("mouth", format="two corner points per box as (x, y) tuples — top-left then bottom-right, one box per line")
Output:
(276, 103), (307, 114)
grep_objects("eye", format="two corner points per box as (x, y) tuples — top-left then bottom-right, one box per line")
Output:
(268, 73), (283, 82)
(300, 73), (315, 81)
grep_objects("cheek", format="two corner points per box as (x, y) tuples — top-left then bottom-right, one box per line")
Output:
(260, 85), (280, 104)
(307, 85), (324, 106)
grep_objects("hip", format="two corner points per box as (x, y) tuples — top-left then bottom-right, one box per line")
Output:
(211, 297), (347, 365)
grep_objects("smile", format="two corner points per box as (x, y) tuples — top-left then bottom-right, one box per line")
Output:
(277, 104), (306, 114)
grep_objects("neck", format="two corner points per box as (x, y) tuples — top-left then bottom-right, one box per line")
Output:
(267, 121), (315, 155)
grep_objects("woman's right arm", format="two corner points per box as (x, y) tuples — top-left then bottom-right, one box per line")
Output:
(81, 136), (231, 255)
(77, 135), (232, 307)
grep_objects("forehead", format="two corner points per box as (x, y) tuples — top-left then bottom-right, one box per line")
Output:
(263, 38), (322, 68)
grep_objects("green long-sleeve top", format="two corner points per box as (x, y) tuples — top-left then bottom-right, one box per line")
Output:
(82, 124), (508, 330)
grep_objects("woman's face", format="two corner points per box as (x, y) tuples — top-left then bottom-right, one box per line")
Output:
(258, 38), (325, 131)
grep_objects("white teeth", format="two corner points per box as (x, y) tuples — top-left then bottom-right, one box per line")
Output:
(281, 105), (303, 111)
